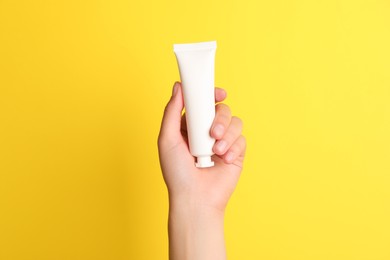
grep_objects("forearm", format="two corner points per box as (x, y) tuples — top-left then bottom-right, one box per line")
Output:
(168, 198), (226, 260)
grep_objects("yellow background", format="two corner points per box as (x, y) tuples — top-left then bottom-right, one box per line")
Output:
(0, 0), (389, 259)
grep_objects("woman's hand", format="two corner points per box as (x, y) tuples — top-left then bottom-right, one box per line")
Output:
(158, 82), (246, 260)
(158, 82), (246, 212)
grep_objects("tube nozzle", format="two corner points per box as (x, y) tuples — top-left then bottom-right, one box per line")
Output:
(195, 156), (214, 168)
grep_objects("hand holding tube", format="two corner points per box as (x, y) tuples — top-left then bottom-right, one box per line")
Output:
(158, 82), (246, 260)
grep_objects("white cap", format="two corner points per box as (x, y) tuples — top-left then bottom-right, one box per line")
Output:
(195, 156), (214, 168)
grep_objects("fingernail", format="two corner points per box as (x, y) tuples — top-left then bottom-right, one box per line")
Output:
(213, 124), (224, 138)
(216, 140), (227, 153)
(172, 82), (179, 96)
(225, 151), (235, 163)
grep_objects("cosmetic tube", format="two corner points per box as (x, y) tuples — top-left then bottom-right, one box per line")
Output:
(173, 41), (217, 168)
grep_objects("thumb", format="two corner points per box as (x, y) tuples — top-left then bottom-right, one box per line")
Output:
(159, 82), (184, 142)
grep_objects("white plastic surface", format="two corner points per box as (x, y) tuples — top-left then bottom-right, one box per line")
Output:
(195, 156), (215, 168)
(173, 41), (217, 168)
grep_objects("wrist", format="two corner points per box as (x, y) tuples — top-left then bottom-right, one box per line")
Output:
(169, 192), (226, 216)
(168, 195), (226, 260)
(169, 200), (225, 223)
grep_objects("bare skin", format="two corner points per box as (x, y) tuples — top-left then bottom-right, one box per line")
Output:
(158, 82), (246, 260)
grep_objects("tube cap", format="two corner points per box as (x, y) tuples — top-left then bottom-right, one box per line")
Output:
(195, 156), (214, 168)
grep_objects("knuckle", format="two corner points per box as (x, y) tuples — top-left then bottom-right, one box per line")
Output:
(216, 103), (231, 114)
(229, 142), (241, 154)
(228, 136), (245, 155)
(218, 114), (231, 124)
(232, 116), (243, 128)
(215, 104), (231, 123)
(241, 135), (247, 144)
(239, 136), (247, 149)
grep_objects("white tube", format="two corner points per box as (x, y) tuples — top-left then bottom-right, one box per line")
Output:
(173, 41), (217, 168)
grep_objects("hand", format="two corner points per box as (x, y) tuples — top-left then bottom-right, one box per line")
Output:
(158, 82), (246, 260)
(158, 81), (246, 212)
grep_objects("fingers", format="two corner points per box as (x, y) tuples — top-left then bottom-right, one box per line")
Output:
(211, 97), (246, 164)
(223, 135), (246, 164)
(213, 116), (243, 154)
(210, 103), (232, 139)
(215, 87), (227, 103)
(161, 82), (245, 164)
(158, 82), (184, 143)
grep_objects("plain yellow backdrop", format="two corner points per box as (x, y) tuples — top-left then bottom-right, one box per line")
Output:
(0, 0), (389, 259)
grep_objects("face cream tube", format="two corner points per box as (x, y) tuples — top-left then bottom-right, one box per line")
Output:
(173, 41), (217, 168)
